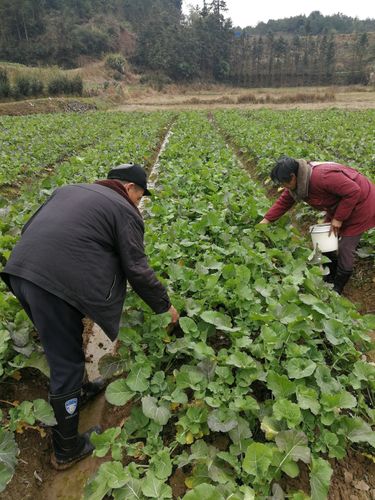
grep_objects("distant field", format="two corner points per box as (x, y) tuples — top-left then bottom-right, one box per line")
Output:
(0, 60), (374, 115)
(115, 85), (375, 111)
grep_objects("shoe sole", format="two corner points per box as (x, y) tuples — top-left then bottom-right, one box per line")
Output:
(50, 450), (92, 471)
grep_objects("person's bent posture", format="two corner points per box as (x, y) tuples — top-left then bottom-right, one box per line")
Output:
(260, 157), (375, 294)
(1, 164), (179, 470)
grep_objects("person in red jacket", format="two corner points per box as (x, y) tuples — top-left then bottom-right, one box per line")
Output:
(260, 156), (375, 294)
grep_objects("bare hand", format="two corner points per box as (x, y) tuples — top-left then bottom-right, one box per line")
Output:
(329, 218), (342, 237)
(168, 305), (179, 325)
(259, 218), (271, 224)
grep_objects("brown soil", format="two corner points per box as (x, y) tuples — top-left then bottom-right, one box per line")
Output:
(0, 369), (50, 500)
(345, 258), (375, 315)
(281, 450), (375, 499)
(0, 98), (97, 116)
(0, 368), (131, 500)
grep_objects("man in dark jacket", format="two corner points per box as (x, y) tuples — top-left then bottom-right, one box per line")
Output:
(260, 156), (375, 294)
(1, 164), (179, 470)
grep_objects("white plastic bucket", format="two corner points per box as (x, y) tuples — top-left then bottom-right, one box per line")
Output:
(309, 223), (338, 252)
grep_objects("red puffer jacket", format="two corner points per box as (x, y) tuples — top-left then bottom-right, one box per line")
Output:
(264, 162), (375, 236)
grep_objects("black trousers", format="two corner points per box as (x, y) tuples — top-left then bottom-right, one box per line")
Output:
(338, 234), (362, 272)
(9, 275), (85, 395)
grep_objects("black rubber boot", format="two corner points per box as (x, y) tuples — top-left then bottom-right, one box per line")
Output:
(333, 268), (352, 295)
(49, 389), (101, 470)
(80, 378), (107, 408)
(322, 251), (338, 283)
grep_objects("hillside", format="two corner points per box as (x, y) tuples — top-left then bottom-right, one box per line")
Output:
(0, 1), (375, 87)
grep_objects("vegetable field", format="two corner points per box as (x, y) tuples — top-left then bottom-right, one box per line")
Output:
(0, 109), (374, 499)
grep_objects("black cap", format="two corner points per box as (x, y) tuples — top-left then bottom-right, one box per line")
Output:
(107, 163), (151, 196)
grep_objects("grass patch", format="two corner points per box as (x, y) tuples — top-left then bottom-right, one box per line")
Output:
(237, 91), (336, 104)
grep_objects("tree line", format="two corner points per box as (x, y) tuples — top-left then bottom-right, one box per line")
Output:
(242, 10), (375, 36)
(231, 32), (371, 86)
(0, 0), (373, 86)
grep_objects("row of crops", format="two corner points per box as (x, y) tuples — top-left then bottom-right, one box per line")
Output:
(0, 111), (174, 490)
(214, 109), (375, 181)
(0, 110), (374, 498)
(0, 112), (176, 188)
(0, 112), (120, 186)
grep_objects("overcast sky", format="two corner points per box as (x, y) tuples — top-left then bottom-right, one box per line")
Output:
(182, 0), (375, 28)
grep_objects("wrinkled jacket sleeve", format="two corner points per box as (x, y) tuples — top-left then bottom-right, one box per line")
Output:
(322, 171), (361, 222)
(116, 215), (171, 314)
(264, 189), (296, 221)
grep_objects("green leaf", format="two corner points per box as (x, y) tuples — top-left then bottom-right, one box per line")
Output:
(83, 477), (110, 500)
(286, 358), (317, 379)
(98, 353), (124, 378)
(322, 319), (346, 345)
(351, 360), (375, 388)
(299, 294), (320, 306)
(310, 457), (333, 500)
(100, 461), (130, 489)
(0, 329), (10, 356)
(321, 391), (357, 411)
(112, 478), (143, 500)
(183, 483), (225, 500)
(314, 365), (341, 393)
(280, 458), (300, 478)
(200, 311), (235, 331)
(149, 449), (173, 480)
(0, 463), (14, 495)
(124, 406), (149, 436)
(207, 409), (238, 433)
(226, 351), (257, 369)
(33, 399), (57, 426)
(179, 317), (199, 336)
(91, 427), (121, 458)
(10, 326), (30, 347)
(105, 379), (135, 406)
(228, 416), (252, 445)
(0, 429), (19, 493)
(273, 399), (302, 428)
(13, 351), (50, 377)
(261, 416), (283, 440)
(141, 470), (172, 498)
(142, 396), (171, 425)
(242, 442), (274, 476)
(275, 430), (311, 464)
(289, 492), (310, 500)
(267, 371), (296, 398)
(340, 417), (375, 447)
(126, 363), (152, 392)
(238, 486), (256, 499)
(175, 365), (205, 390)
(296, 386), (320, 415)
